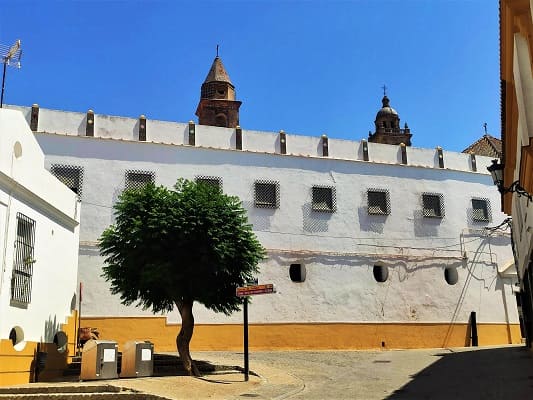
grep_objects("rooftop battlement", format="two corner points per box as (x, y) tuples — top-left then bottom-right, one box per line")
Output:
(7, 104), (493, 174)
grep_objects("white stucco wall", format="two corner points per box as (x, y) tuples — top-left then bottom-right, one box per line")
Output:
(0, 109), (80, 347)
(22, 106), (516, 327)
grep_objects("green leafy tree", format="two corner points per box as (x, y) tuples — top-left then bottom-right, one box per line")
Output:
(99, 179), (265, 375)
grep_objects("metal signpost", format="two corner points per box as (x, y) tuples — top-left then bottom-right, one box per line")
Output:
(236, 283), (276, 381)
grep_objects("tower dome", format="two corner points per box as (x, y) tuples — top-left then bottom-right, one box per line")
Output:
(376, 96), (399, 118)
(368, 94), (412, 146)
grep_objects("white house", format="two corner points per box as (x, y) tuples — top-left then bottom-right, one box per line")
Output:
(6, 98), (520, 354)
(0, 108), (80, 386)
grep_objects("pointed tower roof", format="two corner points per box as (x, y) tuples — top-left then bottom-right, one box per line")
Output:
(203, 56), (233, 86)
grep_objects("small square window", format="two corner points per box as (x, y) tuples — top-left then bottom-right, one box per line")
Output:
(50, 165), (83, 196)
(422, 193), (444, 218)
(195, 176), (222, 191)
(367, 190), (390, 215)
(312, 186), (336, 212)
(254, 180), (279, 209)
(472, 198), (491, 222)
(125, 170), (155, 191)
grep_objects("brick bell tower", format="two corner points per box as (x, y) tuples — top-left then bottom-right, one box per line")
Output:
(195, 55), (241, 128)
(368, 92), (412, 146)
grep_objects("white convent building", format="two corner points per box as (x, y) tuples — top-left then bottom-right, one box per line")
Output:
(5, 56), (521, 354)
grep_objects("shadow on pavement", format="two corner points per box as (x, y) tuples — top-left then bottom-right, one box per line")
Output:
(387, 346), (533, 400)
(154, 354), (255, 379)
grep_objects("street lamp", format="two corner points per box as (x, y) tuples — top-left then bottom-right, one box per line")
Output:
(487, 159), (532, 202)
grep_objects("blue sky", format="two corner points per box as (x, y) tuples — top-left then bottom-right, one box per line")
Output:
(0, 0), (499, 152)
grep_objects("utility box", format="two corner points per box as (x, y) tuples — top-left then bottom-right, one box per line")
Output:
(120, 340), (154, 378)
(80, 339), (119, 381)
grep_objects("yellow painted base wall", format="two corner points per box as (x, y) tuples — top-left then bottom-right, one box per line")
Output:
(0, 311), (78, 387)
(80, 316), (522, 353)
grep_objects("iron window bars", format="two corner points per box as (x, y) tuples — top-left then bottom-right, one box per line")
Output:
(471, 198), (491, 222)
(367, 189), (390, 215)
(125, 170), (155, 191)
(10, 213), (36, 305)
(254, 180), (280, 208)
(312, 186), (336, 212)
(195, 175), (223, 191)
(50, 164), (84, 197)
(422, 193), (445, 218)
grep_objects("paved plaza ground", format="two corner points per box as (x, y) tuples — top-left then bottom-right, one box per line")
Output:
(2, 345), (533, 399)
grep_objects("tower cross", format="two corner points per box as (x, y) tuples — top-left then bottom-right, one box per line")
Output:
(483, 122), (487, 134)
(381, 84), (387, 96)
(216, 44), (219, 57)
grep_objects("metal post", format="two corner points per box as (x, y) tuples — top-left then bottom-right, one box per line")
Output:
(1, 61), (7, 108)
(470, 311), (478, 347)
(243, 297), (249, 381)
(77, 282), (82, 355)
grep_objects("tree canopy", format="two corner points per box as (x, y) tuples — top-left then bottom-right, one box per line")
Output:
(99, 179), (265, 313)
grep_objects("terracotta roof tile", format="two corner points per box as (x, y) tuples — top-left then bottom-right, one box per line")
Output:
(462, 134), (502, 158)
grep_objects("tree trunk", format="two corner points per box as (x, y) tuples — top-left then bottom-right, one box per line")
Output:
(176, 300), (200, 376)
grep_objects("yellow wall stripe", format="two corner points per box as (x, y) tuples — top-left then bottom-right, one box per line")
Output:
(80, 317), (522, 352)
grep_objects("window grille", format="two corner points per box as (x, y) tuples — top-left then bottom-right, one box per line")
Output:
(125, 170), (155, 191)
(10, 213), (36, 305)
(254, 180), (280, 209)
(50, 165), (83, 196)
(422, 193), (444, 218)
(312, 186), (336, 212)
(472, 198), (491, 222)
(367, 189), (390, 215)
(195, 176), (222, 191)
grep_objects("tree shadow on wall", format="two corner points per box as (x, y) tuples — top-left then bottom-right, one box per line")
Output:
(387, 346), (533, 399)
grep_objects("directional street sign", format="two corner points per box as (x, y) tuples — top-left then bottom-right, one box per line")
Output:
(236, 283), (275, 297)
(236, 282), (276, 381)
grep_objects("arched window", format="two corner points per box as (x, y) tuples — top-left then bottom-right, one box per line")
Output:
(215, 114), (227, 127)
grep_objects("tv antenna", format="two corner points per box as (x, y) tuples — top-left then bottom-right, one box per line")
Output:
(1, 39), (22, 108)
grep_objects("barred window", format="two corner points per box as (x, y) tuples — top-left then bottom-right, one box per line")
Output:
(50, 165), (83, 196)
(10, 213), (36, 305)
(125, 170), (155, 191)
(195, 176), (222, 191)
(367, 189), (390, 215)
(254, 180), (280, 209)
(422, 193), (444, 218)
(312, 186), (336, 212)
(472, 198), (491, 222)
